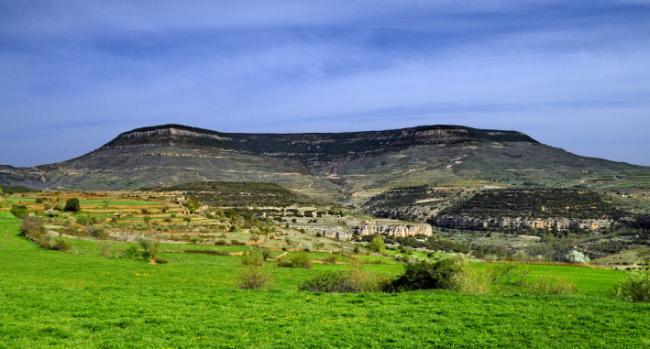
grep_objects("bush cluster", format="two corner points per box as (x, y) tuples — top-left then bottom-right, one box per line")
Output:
(238, 267), (269, 289)
(613, 269), (650, 302)
(277, 254), (311, 269)
(384, 258), (463, 292)
(241, 252), (265, 267)
(11, 204), (29, 219)
(122, 238), (165, 263)
(20, 216), (70, 252)
(63, 198), (81, 212)
(300, 267), (383, 293)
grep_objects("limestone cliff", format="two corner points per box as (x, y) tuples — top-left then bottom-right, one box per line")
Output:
(431, 215), (613, 232)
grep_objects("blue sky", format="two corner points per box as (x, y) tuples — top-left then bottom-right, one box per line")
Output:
(1, 0), (649, 166)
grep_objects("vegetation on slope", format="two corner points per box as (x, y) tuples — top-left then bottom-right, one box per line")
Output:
(145, 181), (311, 207)
(441, 188), (624, 219)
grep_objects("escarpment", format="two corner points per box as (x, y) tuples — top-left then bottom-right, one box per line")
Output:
(427, 188), (625, 233)
(431, 215), (614, 232)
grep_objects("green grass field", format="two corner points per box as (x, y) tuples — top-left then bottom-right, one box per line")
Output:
(1, 211), (649, 348)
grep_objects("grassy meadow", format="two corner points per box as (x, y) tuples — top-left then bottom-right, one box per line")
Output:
(1, 210), (649, 348)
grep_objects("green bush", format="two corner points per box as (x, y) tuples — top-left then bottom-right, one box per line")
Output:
(368, 235), (385, 253)
(86, 226), (108, 239)
(121, 239), (161, 262)
(138, 238), (159, 260)
(241, 252), (264, 267)
(385, 258), (463, 292)
(51, 239), (71, 252)
(277, 254), (311, 269)
(123, 246), (142, 259)
(76, 215), (98, 225)
(21, 216), (45, 240)
(11, 205), (29, 218)
(64, 198), (81, 212)
(301, 272), (360, 293)
(613, 269), (650, 302)
(238, 267), (269, 289)
(300, 268), (383, 293)
(455, 267), (491, 295)
(21, 216), (72, 252)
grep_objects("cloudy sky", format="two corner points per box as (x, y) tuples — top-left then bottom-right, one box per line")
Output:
(1, 0), (649, 166)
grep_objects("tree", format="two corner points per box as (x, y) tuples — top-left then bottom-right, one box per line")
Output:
(63, 198), (81, 212)
(368, 235), (386, 253)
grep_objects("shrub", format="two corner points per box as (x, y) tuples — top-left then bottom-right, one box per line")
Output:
(11, 205), (29, 218)
(21, 217), (72, 252)
(63, 198), (81, 212)
(238, 267), (269, 289)
(21, 216), (45, 240)
(241, 252), (264, 267)
(368, 235), (385, 253)
(138, 238), (159, 260)
(385, 258), (463, 292)
(86, 226), (108, 239)
(301, 271), (359, 293)
(51, 239), (71, 252)
(277, 254), (311, 269)
(613, 269), (650, 302)
(99, 243), (113, 257)
(123, 245), (142, 259)
(76, 215), (97, 225)
(455, 267), (491, 295)
(300, 267), (383, 293)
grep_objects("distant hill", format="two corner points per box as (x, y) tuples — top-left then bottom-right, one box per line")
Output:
(1, 123), (648, 203)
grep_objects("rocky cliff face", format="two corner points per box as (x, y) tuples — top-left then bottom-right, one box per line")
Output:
(431, 215), (613, 232)
(317, 222), (433, 241)
(353, 222), (433, 238)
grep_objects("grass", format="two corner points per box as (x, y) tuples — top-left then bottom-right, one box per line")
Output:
(1, 211), (649, 348)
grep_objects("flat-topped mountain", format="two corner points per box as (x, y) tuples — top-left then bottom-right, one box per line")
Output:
(105, 124), (538, 160)
(1, 124), (647, 203)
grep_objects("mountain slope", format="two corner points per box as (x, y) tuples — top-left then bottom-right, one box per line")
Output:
(1, 124), (647, 202)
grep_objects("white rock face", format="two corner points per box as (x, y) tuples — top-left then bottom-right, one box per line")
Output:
(353, 223), (433, 238)
(432, 215), (613, 232)
(320, 229), (352, 241)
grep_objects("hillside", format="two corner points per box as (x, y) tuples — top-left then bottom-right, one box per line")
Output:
(147, 181), (311, 207)
(1, 124), (648, 203)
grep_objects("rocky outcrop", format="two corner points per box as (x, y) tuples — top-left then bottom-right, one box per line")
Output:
(353, 223), (433, 238)
(431, 215), (613, 232)
(320, 229), (353, 241)
(371, 206), (439, 222)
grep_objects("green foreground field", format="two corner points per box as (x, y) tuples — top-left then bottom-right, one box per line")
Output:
(0, 211), (649, 348)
